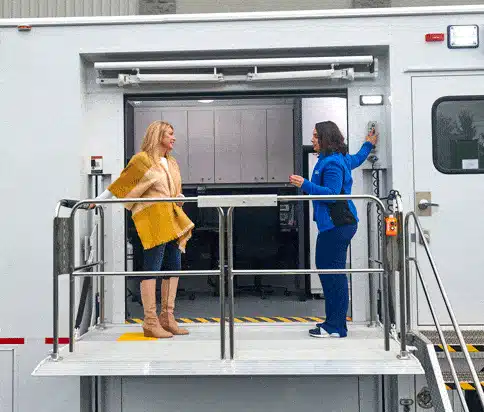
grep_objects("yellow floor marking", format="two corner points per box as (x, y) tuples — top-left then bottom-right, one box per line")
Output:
(179, 318), (194, 323)
(211, 318), (221, 322)
(117, 333), (158, 342)
(233, 318), (243, 323)
(195, 318), (210, 323)
(242, 317), (260, 323)
(308, 317), (324, 322)
(467, 345), (479, 352)
(292, 317), (309, 322)
(274, 317), (292, 323)
(460, 383), (474, 391)
(258, 317), (277, 323)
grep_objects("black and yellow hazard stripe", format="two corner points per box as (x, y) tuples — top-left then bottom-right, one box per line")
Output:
(435, 344), (484, 353)
(445, 382), (484, 391)
(126, 316), (352, 324)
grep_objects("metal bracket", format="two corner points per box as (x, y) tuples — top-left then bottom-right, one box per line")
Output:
(416, 191), (432, 217)
(410, 230), (430, 245)
(197, 194), (278, 208)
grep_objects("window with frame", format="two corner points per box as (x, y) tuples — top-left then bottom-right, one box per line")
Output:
(432, 96), (484, 174)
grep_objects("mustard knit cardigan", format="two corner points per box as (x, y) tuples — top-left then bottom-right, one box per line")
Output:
(108, 152), (194, 252)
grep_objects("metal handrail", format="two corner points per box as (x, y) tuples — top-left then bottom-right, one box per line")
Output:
(408, 257), (468, 412)
(405, 211), (484, 410)
(52, 197), (226, 361)
(52, 194), (395, 364)
(226, 193), (393, 359)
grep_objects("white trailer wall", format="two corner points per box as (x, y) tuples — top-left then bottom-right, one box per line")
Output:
(1, 7), (484, 412)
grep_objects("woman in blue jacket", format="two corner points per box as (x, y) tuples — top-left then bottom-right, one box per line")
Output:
(290, 121), (377, 338)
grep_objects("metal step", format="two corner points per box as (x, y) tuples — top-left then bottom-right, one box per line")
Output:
(442, 371), (484, 391)
(420, 330), (484, 355)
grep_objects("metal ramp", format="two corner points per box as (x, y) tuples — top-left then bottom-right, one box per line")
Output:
(32, 322), (423, 376)
(36, 193), (426, 397)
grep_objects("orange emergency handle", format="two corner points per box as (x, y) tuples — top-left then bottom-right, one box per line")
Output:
(385, 215), (398, 237)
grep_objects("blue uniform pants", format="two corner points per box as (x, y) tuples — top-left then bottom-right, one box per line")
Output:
(316, 224), (358, 337)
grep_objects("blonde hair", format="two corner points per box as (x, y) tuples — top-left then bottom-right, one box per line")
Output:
(140, 120), (174, 163)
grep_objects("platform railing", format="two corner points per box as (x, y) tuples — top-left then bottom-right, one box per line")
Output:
(405, 212), (484, 411)
(52, 193), (398, 362)
(52, 196), (226, 361)
(223, 194), (391, 359)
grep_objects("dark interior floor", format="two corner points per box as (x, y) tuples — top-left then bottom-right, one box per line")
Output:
(126, 291), (332, 320)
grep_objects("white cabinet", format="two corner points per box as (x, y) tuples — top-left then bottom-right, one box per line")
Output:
(161, 110), (189, 183)
(267, 108), (294, 182)
(187, 110), (215, 184)
(241, 109), (268, 183)
(133, 110), (161, 153)
(215, 109), (242, 183)
(134, 104), (294, 185)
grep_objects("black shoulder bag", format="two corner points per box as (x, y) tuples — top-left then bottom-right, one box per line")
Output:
(324, 163), (357, 227)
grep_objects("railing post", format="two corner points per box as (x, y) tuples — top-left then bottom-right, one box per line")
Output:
(52, 214), (60, 361)
(217, 207), (226, 360)
(69, 215), (75, 353)
(98, 206), (105, 329)
(381, 209), (390, 351)
(367, 203), (378, 327)
(227, 207), (235, 360)
(397, 210), (409, 359)
(404, 214), (412, 330)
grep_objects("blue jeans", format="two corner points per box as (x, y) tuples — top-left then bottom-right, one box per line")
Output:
(140, 240), (181, 280)
(316, 224), (358, 337)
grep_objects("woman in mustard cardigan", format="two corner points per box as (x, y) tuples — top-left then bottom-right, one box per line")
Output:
(94, 121), (194, 339)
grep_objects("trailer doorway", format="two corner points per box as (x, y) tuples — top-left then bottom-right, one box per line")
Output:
(123, 92), (350, 323)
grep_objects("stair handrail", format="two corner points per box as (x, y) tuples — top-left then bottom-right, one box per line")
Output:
(405, 211), (484, 410)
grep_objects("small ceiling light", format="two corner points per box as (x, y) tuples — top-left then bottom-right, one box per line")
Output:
(198, 100), (214, 103)
(360, 95), (384, 106)
(448, 25), (479, 49)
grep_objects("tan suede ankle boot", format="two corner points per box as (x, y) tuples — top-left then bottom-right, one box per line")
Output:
(141, 279), (173, 339)
(159, 277), (189, 335)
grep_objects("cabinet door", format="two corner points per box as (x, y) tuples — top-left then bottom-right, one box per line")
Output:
(241, 109), (267, 183)
(215, 109), (241, 183)
(134, 110), (161, 153)
(267, 108), (294, 182)
(187, 110), (215, 184)
(161, 110), (189, 183)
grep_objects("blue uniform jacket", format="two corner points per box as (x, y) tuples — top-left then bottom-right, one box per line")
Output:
(301, 141), (373, 233)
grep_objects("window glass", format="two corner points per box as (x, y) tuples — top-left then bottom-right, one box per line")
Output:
(432, 97), (484, 174)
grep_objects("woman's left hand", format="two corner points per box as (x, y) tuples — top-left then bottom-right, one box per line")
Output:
(289, 175), (305, 188)
(176, 193), (185, 207)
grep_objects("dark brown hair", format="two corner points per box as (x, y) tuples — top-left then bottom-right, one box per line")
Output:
(315, 121), (348, 155)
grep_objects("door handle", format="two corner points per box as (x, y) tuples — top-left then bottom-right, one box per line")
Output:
(418, 199), (439, 211)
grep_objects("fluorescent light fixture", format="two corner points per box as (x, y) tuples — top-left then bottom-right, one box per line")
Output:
(198, 100), (214, 103)
(447, 25), (479, 49)
(360, 95), (384, 106)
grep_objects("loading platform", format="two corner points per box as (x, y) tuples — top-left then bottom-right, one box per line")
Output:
(33, 322), (423, 377)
